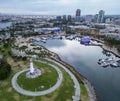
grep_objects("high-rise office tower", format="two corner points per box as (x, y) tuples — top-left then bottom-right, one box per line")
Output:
(98, 10), (105, 23)
(75, 9), (81, 22)
(94, 14), (99, 23)
(63, 15), (67, 21)
(68, 15), (72, 22)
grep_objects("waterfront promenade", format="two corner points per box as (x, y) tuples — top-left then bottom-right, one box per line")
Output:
(45, 58), (80, 101)
(47, 58), (97, 101)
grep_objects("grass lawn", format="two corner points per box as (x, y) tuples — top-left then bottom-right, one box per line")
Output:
(80, 80), (89, 101)
(0, 45), (89, 101)
(0, 58), (75, 101)
(17, 62), (58, 91)
(44, 59), (89, 101)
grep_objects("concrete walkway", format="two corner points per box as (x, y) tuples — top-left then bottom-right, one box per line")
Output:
(83, 79), (96, 101)
(12, 58), (80, 100)
(12, 62), (63, 96)
(45, 58), (80, 101)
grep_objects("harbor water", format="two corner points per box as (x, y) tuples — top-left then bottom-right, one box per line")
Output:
(33, 38), (120, 101)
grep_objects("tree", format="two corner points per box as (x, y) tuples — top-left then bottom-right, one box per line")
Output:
(0, 59), (11, 80)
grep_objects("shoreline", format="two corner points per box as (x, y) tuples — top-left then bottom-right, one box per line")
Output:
(102, 45), (120, 58)
(49, 42), (119, 101)
(50, 56), (97, 101)
(32, 41), (97, 101)
(25, 35), (119, 101)
(90, 37), (120, 58)
(31, 36), (120, 101)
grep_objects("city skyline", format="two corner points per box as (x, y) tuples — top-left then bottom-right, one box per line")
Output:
(0, 0), (120, 15)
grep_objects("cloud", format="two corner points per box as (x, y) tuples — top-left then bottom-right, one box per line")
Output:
(32, 0), (80, 5)
(0, 0), (119, 15)
(0, 7), (64, 15)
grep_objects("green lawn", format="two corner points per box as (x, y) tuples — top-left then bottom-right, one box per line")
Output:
(80, 80), (89, 101)
(17, 62), (58, 91)
(0, 59), (75, 101)
(44, 59), (89, 101)
(0, 43), (89, 101)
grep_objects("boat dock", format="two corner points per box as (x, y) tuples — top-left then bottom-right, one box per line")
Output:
(98, 57), (120, 67)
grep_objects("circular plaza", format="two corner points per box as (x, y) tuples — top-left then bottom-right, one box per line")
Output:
(12, 60), (63, 96)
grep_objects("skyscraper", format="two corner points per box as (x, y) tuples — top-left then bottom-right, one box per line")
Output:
(75, 9), (81, 22)
(94, 14), (99, 23)
(68, 15), (72, 22)
(98, 10), (105, 23)
(63, 15), (67, 21)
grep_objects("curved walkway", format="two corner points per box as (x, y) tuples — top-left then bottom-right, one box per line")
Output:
(12, 62), (63, 96)
(45, 58), (80, 101)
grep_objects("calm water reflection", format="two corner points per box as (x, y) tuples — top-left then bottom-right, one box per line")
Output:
(34, 39), (120, 101)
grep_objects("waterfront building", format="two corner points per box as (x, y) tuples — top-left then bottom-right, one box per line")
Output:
(75, 9), (81, 22)
(98, 10), (105, 23)
(81, 36), (91, 45)
(34, 27), (61, 33)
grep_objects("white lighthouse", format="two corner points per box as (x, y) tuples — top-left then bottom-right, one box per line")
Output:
(30, 58), (34, 74)
(26, 58), (41, 78)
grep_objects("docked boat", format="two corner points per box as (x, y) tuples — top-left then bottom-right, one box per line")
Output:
(53, 35), (62, 39)
(106, 52), (111, 56)
(41, 37), (48, 40)
(41, 39), (46, 43)
(101, 62), (109, 67)
(110, 62), (118, 67)
(98, 59), (105, 64)
(66, 36), (74, 40)
(98, 57), (120, 68)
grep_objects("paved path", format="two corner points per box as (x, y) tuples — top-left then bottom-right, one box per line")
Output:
(45, 58), (80, 101)
(12, 61), (63, 96)
(83, 79), (96, 101)
(12, 58), (80, 101)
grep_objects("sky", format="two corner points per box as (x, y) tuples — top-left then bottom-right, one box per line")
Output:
(0, 0), (119, 15)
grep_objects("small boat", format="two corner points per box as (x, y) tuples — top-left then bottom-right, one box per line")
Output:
(110, 62), (118, 67)
(41, 37), (47, 40)
(98, 59), (105, 64)
(53, 36), (62, 39)
(101, 62), (109, 67)
(106, 52), (111, 56)
(66, 36), (74, 40)
(41, 39), (46, 43)
(98, 59), (102, 64)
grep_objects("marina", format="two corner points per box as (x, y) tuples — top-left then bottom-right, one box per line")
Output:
(32, 35), (104, 48)
(98, 58), (120, 67)
(32, 38), (120, 101)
